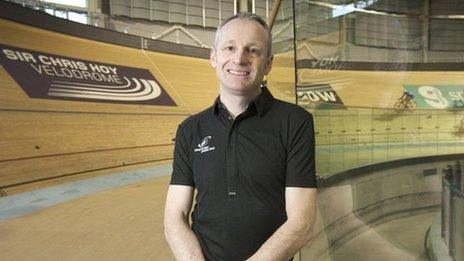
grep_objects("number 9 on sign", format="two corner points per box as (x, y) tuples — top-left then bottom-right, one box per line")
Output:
(418, 86), (449, 109)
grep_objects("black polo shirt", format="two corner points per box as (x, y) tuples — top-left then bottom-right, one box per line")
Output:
(170, 87), (316, 261)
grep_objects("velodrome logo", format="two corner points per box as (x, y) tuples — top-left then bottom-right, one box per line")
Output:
(296, 83), (344, 106)
(0, 44), (176, 106)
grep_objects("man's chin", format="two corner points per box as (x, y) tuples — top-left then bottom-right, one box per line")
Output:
(221, 84), (262, 96)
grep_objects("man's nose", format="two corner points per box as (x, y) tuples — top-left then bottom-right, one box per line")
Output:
(232, 48), (248, 64)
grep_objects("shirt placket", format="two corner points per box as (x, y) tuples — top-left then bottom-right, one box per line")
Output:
(226, 115), (239, 200)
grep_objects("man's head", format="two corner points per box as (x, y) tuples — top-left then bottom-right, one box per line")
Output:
(214, 12), (272, 58)
(210, 12), (274, 97)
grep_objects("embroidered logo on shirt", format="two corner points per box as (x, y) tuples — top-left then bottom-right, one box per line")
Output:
(194, 136), (215, 153)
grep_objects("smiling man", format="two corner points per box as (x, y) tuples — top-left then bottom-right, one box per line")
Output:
(164, 12), (317, 261)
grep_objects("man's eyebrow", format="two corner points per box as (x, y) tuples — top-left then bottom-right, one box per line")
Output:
(221, 40), (235, 45)
(219, 40), (264, 50)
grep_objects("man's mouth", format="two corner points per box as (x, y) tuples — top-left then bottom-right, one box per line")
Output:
(227, 69), (250, 76)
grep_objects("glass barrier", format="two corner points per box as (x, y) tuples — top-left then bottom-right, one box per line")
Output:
(312, 106), (464, 176)
(294, 0), (464, 176)
(293, 1), (464, 260)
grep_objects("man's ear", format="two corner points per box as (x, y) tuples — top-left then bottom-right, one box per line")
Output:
(264, 55), (274, 74)
(210, 47), (217, 68)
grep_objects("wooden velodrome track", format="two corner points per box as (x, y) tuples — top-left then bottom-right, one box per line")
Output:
(1, 18), (464, 260)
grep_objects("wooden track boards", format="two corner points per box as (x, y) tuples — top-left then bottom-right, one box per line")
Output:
(0, 18), (297, 192)
(0, 175), (174, 260)
(0, 18), (212, 191)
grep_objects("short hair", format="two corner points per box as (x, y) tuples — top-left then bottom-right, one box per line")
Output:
(213, 12), (273, 57)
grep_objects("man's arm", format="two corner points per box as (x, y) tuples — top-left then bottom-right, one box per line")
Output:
(164, 185), (205, 261)
(247, 187), (317, 261)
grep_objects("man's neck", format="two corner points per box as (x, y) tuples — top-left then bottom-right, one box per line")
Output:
(219, 87), (262, 119)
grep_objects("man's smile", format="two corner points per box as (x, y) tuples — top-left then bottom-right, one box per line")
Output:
(227, 69), (250, 76)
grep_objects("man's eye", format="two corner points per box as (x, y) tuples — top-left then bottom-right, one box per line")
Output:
(250, 48), (261, 55)
(224, 46), (234, 51)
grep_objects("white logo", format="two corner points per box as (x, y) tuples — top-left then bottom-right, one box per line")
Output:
(194, 136), (215, 154)
(47, 77), (162, 101)
(418, 85), (449, 109)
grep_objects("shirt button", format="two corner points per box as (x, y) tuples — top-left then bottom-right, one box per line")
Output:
(228, 116), (232, 121)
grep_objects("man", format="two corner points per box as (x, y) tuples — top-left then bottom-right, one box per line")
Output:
(164, 12), (317, 261)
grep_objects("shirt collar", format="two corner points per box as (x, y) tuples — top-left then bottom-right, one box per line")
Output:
(212, 86), (274, 117)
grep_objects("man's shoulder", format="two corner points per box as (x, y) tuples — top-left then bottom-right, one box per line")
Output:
(178, 106), (213, 129)
(271, 98), (314, 120)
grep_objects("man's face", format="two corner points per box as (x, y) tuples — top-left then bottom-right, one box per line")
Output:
(210, 18), (273, 96)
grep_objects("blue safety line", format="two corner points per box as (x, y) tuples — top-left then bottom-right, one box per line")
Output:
(0, 164), (172, 220)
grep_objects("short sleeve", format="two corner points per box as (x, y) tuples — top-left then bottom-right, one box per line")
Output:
(285, 112), (317, 187)
(170, 124), (195, 186)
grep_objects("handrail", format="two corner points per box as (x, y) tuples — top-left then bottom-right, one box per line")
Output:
(441, 162), (463, 260)
(152, 25), (209, 48)
(424, 226), (432, 260)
